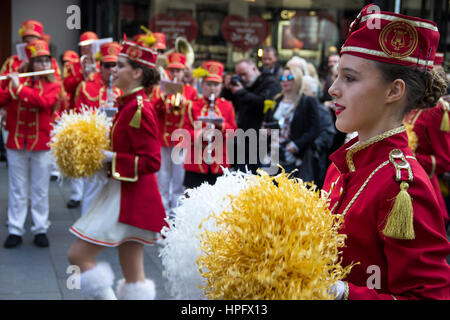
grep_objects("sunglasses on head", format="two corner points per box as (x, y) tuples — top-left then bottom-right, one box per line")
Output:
(280, 74), (294, 81)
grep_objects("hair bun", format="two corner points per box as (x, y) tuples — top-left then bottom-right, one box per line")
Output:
(416, 69), (447, 110)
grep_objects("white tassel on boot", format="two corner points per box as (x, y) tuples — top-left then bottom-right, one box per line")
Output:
(116, 278), (156, 300)
(80, 262), (117, 300)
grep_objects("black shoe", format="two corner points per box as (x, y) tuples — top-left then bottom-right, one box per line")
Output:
(67, 200), (81, 209)
(33, 233), (49, 247)
(4, 234), (22, 248)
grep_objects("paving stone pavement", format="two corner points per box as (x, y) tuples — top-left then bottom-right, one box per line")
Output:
(0, 161), (174, 300)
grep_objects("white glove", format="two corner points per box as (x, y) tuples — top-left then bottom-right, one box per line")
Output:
(329, 281), (346, 300)
(102, 150), (114, 163)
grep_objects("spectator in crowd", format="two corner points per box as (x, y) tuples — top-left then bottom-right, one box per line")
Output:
(321, 53), (340, 103)
(261, 47), (283, 81)
(262, 66), (320, 182)
(230, 58), (281, 173)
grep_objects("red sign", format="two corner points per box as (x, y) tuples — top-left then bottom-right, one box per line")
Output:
(221, 15), (269, 51)
(149, 13), (198, 49)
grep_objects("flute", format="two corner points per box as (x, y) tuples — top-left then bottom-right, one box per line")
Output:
(0, 69), (55, 81)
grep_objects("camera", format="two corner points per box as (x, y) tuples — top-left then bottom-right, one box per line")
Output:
(230, 75), (243, 86)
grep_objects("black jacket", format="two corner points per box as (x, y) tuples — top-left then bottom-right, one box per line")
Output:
(233, 71), (282, 131)
(265, 94), (320, 158)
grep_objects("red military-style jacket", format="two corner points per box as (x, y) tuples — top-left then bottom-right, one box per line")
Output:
(151, 84), (198, 147)
(1, 55), (61, 88)
(63, 61), (100, 110)
(404, 101), (450, 223)
(322, 127), (450, 300)
(74, 76), (122, 112)
(0, 77), (61, 151)
(183, 96), (237, 174)
(109, 86), (167, 232)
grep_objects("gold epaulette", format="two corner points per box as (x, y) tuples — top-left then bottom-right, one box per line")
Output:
(382, 149), (415, 240)
(129, 95), (144, 128)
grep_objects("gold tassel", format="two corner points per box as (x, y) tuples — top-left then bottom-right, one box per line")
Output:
(440, 110), (449, 132)
(129, 106), (142, 128)
(382, 182), (415, 240)
(129, 96), (143, 129)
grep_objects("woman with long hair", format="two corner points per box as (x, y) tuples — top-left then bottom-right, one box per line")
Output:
(263, 65), (320, 181)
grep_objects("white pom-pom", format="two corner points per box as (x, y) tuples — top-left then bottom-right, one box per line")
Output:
(159, 169), (254, 299)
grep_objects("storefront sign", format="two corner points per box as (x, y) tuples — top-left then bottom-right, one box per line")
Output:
(149, 13), (199, 48)
(221, 15), (269, 51)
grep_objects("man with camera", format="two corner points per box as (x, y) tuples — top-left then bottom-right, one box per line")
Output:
(229, 58), (281, 173)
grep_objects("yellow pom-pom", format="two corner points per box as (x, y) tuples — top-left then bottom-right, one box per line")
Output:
(197, 170), (355, 300)
(50, 108), (112, 179)
(192, 67), (209, 80)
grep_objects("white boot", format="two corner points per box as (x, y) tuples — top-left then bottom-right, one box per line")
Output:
(80, 262), (117, 300)
(116, 278), (156, 300)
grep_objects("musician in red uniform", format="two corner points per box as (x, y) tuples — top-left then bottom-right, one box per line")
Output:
(74, 42), (122, 112)
(322, 4), (450, 300)
(73, 42), (122, 216)
(68, 39), (166, 300)
(183, 61), (237, 188)
(62, 31), (99, 112)
(0, 20), (61, 87)
(0, 40), (61, 249)
(64, 31), (101, 209)
(152, 52), (197, 217)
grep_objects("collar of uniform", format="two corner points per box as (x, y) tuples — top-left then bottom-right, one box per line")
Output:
(329, 126), (407, 174)
(118, 86), (145, 106)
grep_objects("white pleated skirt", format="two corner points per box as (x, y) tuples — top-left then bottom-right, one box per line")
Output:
(69, 177), (158, 247)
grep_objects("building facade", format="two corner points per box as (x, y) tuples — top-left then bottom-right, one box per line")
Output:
(1, 0), (448, 73)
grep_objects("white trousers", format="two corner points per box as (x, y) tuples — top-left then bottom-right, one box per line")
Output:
(157, 146), (185, 216)
(81, 171), (108, 216)
(70, 178), (84, 201)
(6, 148), (51, 236)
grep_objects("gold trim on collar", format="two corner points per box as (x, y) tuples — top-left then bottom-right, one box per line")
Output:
(118, 86), (144, 104)
(346, 126), (406, 172)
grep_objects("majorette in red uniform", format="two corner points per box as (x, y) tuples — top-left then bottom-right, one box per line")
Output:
(0, 40), (61, 248)
(73, 42), (123, 216)
(62, 31), (99, 111)
(0, 20), (61, 87)
(69, 39), (166, 300)
(183, 61), (237, 188)
(322, 5), (450, 300)
(152, 51), (198, 216)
